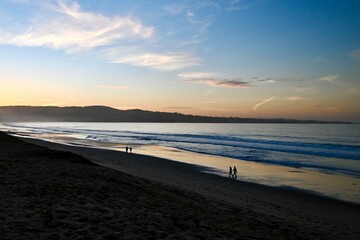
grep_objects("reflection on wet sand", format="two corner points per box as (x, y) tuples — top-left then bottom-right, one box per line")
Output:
(134, 145), (360, 203)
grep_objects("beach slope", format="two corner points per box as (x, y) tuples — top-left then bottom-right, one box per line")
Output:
(1, 132), (359, 239)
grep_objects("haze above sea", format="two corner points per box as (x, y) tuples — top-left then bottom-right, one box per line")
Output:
(2, 122), (360, 203)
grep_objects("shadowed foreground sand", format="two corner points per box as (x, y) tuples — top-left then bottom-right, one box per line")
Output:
(1, 132), (359, 239)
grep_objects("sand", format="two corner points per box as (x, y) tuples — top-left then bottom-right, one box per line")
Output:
(1, 132), (359, 239)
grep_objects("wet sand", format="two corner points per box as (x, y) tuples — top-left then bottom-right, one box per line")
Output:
(134, 145), (360, 204)
(11, 130), (360, 203)
(1, 132), (360, 239)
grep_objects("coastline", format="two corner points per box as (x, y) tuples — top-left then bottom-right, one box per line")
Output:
(1, 132), (360, 239)
(11, 130), (360, 204)
(23, 136), (360, 206)
(23, 136), (360, 234)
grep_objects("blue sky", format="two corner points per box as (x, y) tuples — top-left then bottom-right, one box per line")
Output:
(0, 0), (359, 121)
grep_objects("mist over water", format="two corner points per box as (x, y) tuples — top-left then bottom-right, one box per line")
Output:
(3, 122), (360, 178)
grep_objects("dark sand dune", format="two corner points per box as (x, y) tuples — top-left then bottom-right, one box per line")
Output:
(1, 132), (359, 239)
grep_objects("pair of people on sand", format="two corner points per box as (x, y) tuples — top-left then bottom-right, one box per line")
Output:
(125, 146), (132, 153)
(229, 166), (237, 179)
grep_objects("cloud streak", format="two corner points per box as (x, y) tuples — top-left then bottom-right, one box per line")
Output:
(225, 0), (258, 12)
(111, 52), (200, 71)
(185, 79), (250, 88)
(0, 0), (154, 53)
(179, 72), (249, 88)
(0, 0), (200, 71)
(253, 96), (276, 111)
(284, 96), (304, 101)
(178, 72), (216, 79)
(164, 1), (218, 46)
(318, 74), (340, 82)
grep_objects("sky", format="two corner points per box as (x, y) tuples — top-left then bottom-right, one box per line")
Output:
(0, 0), (359, 122)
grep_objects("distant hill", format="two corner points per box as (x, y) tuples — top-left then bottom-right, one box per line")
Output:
(0, 106), (351, 123)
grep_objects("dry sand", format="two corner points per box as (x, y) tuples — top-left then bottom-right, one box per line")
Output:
(1, 132), (359, 239)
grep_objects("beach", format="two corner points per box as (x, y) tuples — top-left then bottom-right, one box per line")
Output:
(3, 122), (360, 204)
(1, 132), (359, 239)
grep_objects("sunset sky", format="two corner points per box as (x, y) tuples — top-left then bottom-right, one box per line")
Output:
(0, 0), (359, 122)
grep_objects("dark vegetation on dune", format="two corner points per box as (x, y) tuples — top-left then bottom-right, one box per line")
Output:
(0, 105), (351, 123)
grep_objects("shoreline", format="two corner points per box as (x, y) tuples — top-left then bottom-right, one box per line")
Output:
(1, 132), (360, 239)
(12, 131), (360, 204)
(23, 136), (360, 207)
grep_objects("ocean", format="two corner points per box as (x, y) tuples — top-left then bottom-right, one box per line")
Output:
(2, 122), (360, 203)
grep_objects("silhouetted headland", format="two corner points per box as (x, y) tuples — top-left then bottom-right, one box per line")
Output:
(0, 106), (351, 123)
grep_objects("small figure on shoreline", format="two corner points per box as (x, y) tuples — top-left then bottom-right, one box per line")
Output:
(229, 166), (237, 179)
(233, 166), (237, 179)
(126, 146), (129, 153)
(130, 147), (132, 154)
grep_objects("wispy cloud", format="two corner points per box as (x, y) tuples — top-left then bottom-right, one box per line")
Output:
(248, 76), (309, 85)
(110, 52), (200, 71)
(0, 0), (154, 53)
(182, 16), (214, 46)
(178, 72), (217, 79)
(318, 74), (340, 82)
(177, 72), (312, 89)
(164, 1), (218, 46)
(179, 72), (249, 88)
(284, 96), (304, 101)
(0, 0), (199, 71)
(179, 73), (311, 88)
(185, 79), (250, 88)
(180, 73), (309, 88)
(253, 96), (276, 111)
(164, 1), (220, 16)
(164, 2), (187, 15)
(225, 0), (258, 12)
(293, 85), (315, 93)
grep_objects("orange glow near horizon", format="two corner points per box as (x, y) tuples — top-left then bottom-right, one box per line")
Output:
(0, 0), (359, 122)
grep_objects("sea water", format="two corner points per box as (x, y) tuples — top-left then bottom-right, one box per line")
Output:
(2, 122), (360, 203)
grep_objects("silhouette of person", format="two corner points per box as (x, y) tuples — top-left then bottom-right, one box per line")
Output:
(229, 166), (232, 178)
(130, 147), (132, 153)
(233, 166), (237, 179)
(126, 146), (128, 153)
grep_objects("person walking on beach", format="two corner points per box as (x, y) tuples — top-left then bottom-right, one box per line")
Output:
(126, 146), (128, 153)
(229, 166), (232, 178)
(233, 166), (237, 179)
(130, 147), (132, 154)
